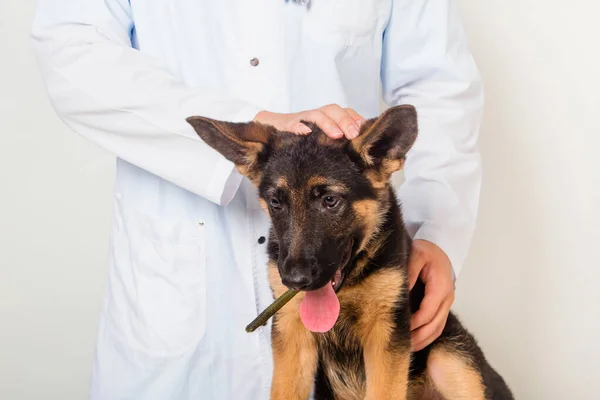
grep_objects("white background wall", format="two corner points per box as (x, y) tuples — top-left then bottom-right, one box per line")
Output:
(1, 1), (598, 399)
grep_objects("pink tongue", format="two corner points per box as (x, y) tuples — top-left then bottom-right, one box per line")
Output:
(299, 283), (340, 333)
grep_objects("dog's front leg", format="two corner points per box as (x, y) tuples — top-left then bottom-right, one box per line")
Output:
(358, 269), (411, 400)
(270, 313), (318, 400)
(362, 325), (411, 400)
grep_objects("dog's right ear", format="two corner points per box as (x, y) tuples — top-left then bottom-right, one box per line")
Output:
(350, 105), (418, 176)
(186, 116), (276, 182)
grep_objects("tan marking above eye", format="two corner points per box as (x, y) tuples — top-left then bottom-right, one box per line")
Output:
(276, 176), (289, 189)
(307, 176), (330, 187)
(306, 176), (349, 194)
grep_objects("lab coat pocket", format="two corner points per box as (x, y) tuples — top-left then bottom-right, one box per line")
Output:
(129, 212), (207, 356)
(302, 0), (389, 47)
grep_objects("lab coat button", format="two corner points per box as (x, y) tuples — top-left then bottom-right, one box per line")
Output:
(250, 57), (259, 67)
(258, 236), (266, 244)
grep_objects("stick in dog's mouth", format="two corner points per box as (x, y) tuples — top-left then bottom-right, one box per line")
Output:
(245, 289), (299, 333)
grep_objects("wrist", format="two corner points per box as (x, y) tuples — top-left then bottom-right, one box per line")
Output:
(412, 238), (456, 285)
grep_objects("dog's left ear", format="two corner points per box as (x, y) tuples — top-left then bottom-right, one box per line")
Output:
(186, 116), (276, 182)
(350, 105), (418, 175)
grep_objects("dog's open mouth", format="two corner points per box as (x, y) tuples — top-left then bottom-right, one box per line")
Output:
(331, 239), (353, 292)
(299, 239), (354, 334)
(331, 269), (343, 291)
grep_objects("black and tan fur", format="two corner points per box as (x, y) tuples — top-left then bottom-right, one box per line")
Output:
(187, 105), (514, 400)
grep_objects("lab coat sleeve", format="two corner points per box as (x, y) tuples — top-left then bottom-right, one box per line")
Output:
(30, 0), (262, 206)
(381, 0), (484, 278)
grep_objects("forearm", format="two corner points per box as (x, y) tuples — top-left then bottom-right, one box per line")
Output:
(31, 0), (262, 205)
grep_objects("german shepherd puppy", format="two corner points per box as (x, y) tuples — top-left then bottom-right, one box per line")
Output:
(187, 105), (514, 400)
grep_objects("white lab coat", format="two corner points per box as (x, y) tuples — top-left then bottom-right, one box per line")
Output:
(30, 0), (483, 399)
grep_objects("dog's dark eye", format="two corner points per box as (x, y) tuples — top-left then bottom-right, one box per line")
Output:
(270, 198), (282, 210)
(323, 195), (339, 209)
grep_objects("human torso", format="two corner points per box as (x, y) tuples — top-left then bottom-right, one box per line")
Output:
(103, 1), (394, 399)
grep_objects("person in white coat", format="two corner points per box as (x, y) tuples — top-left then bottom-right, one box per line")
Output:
(31, 0), (484, 399)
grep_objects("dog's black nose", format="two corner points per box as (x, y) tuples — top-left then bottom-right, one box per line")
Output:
(281, 268), (311, 291)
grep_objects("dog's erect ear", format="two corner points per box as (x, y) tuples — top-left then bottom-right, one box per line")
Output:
(351, 105), (418, 175)
(186, 116), (276, 182)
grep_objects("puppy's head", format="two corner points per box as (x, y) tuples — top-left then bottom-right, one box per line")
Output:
(187, 105), (417, 293)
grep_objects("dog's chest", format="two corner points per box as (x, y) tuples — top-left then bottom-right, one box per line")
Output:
(315, 311), (367, 400)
